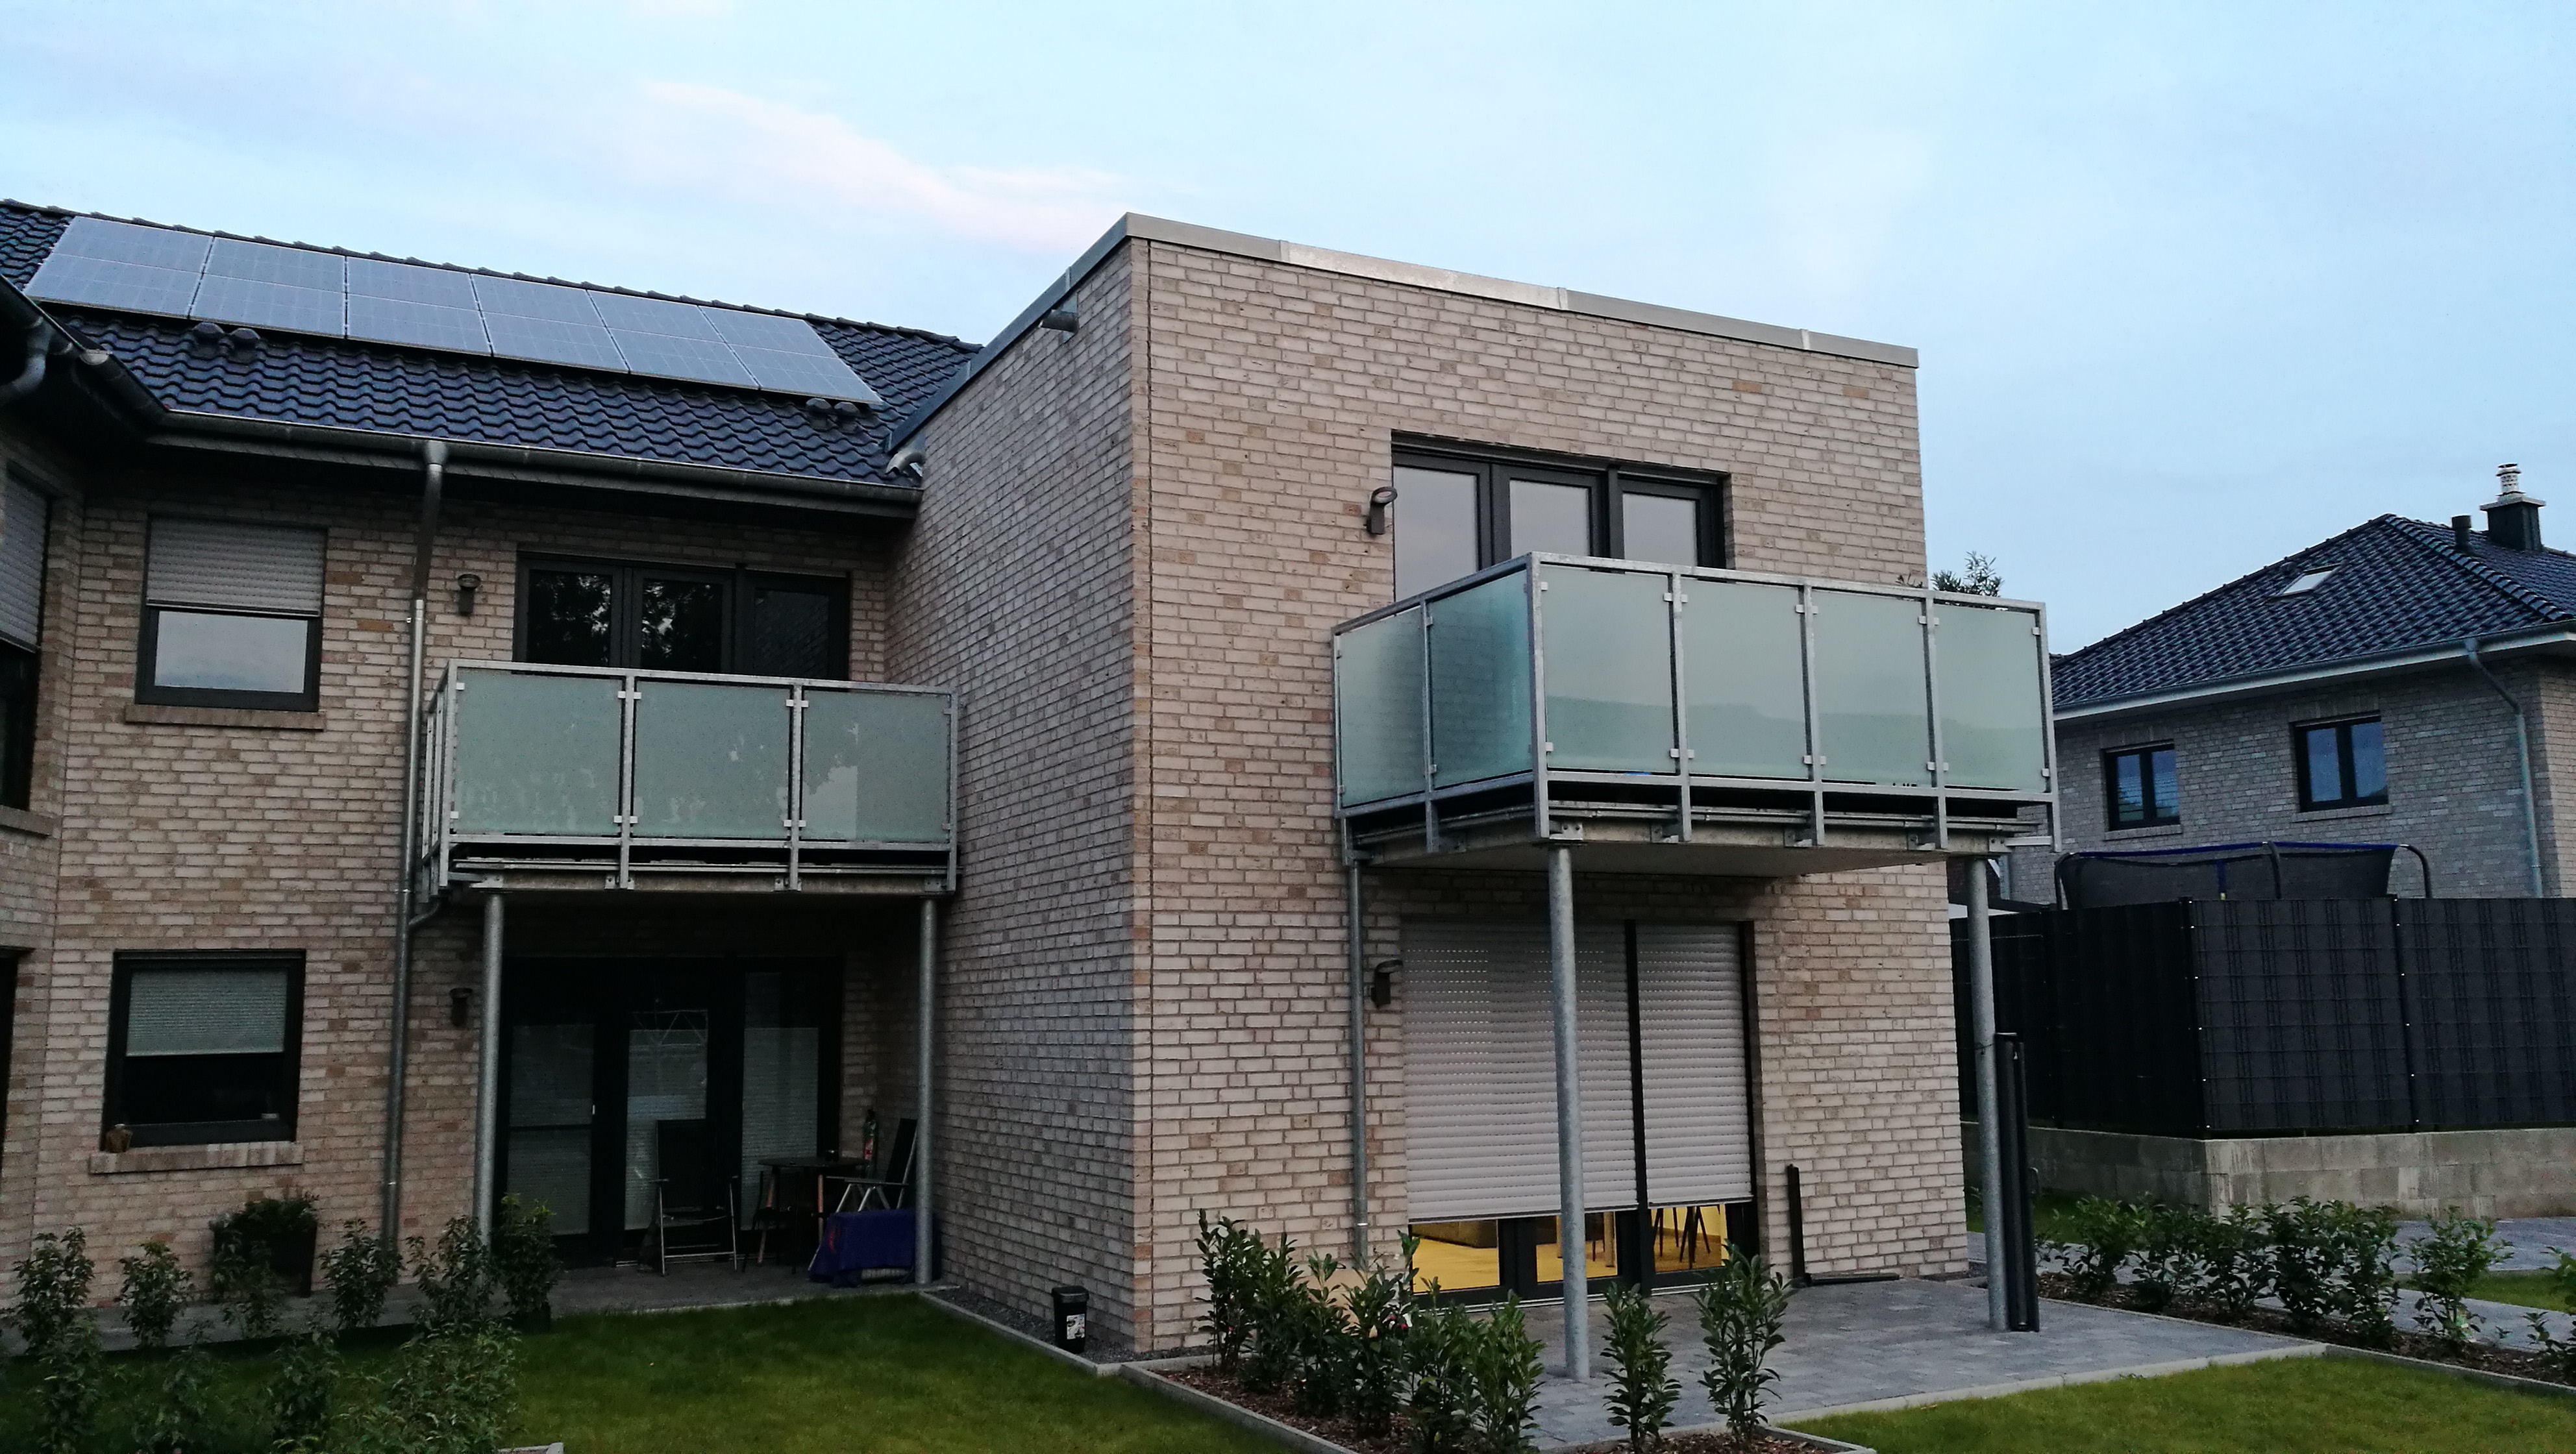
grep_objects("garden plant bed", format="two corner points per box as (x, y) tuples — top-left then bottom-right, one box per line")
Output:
(1166, 1364), (1842, 1454)
(2037, 1272), (2574, 1389)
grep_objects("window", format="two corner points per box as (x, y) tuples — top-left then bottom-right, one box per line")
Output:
(105, 954), (303, 1147)
(518, 558), (847, 679)
(138, 517), (324, 711)
(2296, 717), (2386, 811)
(2275, 566), (2338, 597)
(1389, 446), (1722, 598)
(0, 474), (47, 807)
(2105, 744), (2179, 829)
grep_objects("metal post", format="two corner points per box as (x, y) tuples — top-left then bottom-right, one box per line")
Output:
(1546, 844), (1589, 1381)
(1346, 861), (1370, 1263)
(1966, 856), (2008, 1332)
(382, 437), (444, 1237)
(915, 896), (937, 1286)
(471, 889), (504, 1237)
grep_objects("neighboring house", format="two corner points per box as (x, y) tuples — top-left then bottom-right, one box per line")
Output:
(0, 201), (2052, 1349)
(2025, 473), (2576, 902)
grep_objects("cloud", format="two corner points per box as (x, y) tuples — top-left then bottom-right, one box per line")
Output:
(607, 80), (1133, 253)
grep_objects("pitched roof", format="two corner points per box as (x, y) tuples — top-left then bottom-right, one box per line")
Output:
(0, 201), (976, 487)
(2052, 513), (2576, 709)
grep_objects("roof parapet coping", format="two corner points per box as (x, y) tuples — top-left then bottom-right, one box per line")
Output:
(889, 212), (1918, 445)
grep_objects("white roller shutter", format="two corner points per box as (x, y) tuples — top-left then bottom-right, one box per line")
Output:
(0, 478), (47, 648)
(147, 517), (325, 614)
(1403, 920), (1634, 1222)
(126, 966), (291, 1056)
(1636, 924), (1754, 1205)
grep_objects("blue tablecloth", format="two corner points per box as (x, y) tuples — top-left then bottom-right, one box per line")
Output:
(810, 1209), (915, 1285)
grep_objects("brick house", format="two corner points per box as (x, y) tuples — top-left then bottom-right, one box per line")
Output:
(0, 203), (2053, 1354)
(2024, 473), (2576, 903)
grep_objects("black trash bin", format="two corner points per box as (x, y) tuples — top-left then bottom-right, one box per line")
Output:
(1051, 1285), (1089, 1353)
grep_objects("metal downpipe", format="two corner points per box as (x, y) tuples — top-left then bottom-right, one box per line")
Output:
(381, 439), (444, 1236)
(0, 321), (53, 406)
(2464, 637), (2547, 897)
(915, 897), (938, 1286)
(472, 891), (504, 1235)
(1546, 844), (1589, 1381)
(1346, 861), (1370, 1263)
(1966, 857), (2009, 1331)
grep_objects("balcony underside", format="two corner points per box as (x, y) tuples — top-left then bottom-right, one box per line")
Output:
(1350, 789), (2031, 876)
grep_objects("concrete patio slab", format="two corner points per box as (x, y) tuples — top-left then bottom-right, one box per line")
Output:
(1514, 1277), (2315, 1451)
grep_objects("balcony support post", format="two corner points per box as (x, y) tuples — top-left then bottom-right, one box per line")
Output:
(1346, 859), (1370, 1263)
(472, 887), (504, 1237)
(1547, 843), (1590, 1381)
(914, 896), (937, 1287)
(1966, 856), (2009, 1331)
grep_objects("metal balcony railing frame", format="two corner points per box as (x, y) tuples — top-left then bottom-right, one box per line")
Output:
(1331, 553), (2062, 858)
(418, 659), (957, 894)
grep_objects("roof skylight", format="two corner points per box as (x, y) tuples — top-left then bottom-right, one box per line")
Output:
(2274, 567), (2338, 597)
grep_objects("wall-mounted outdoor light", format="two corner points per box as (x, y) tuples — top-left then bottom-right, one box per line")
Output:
(454, 571), (482, 617)
(1365, 485), (1397, 536)
(1370, 958), (1401, 1009)
(449, 985), (474, 1028)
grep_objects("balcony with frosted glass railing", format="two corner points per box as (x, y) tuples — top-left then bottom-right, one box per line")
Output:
(1332, 555), (2057, 874)
(419, 661), (954, 893)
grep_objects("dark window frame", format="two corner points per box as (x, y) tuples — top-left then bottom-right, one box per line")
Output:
(2296, 716), (2388, 811)
(135, 607), (323, 713)
(104, 952), (305, 1148)
(2103, 743), (2181, 830)
(0, 641), (34, 809)
(514, 555), (850, 680)
(1391, 440), (1726, 588)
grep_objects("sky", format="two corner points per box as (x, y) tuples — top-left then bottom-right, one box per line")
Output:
(2, 0), (2568, 648)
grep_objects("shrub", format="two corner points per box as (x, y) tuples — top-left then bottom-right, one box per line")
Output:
(1237, 1229), (1306, 1395)
(2194, 1203), (2270, 1322)
(2053, 1197), (2147, 1299)
(1405, 1302), (1478, 1453)
(1602, 1282), (1679, 1453)
(1342, 1252), (1415, 1438)
(210, 1196), (318, 1340)
(347, 1319), (519, 1454)
(2525, 1309), (2576, 1381)
(2408, 1209), (2505, 1354)
(2263, 1198), (2340, 1330)
(412, 1216), (494, 1332)
(2324, 1201), (2400, 1349)
(491, 1196), (561, 1327)
(321, 1219), (405, 1338)
(118, 1240), (193, 1353)
(1193, 1211), (1262, 1371)
(11, 1229), (103, 1454)
(1695, 1244), (1790, 1451)
(2545, 1246), (2576, 1307)
(1465, 1294), (1544, 1454)
(1286, 1251), (1355, 1416)
(2130, 1203), (2205, 1312)
(132, 1344), (213, 1454)
(268, 1329), (340, 1451)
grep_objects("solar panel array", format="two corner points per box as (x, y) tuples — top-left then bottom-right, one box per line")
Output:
(24, 217), (883, 406)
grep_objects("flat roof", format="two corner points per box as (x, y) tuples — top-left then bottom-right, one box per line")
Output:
(891, 213), (1918, 445)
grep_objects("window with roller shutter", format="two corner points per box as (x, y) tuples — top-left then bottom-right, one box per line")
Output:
(0, 475), (45, 806)
(104, 953), (304, 1147)
(136, 516), (326, 711)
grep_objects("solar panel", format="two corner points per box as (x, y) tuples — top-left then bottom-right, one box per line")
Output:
(347, 295), (491, 353)
(703, 308), (830, 354)
(471, 275), (601, 325)
(51, 216), (212, 272)
(482, 312), (628, 372)
(24, 253), (204, 316)
(586, 291), (717, 339)
(206, 238), (345, 291)
(348, 258), (478, 310)
(191, 275), (346, 334)
(607, 330), (756, 388)
(734, 347), (881, 401)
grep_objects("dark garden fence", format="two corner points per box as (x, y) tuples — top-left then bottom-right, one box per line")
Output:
(1955, 898), (2576, 1137)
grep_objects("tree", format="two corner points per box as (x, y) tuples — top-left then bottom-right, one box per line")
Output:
(1931, 551), (2002, 596)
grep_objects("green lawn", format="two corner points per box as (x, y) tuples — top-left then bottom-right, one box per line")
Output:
(1791, 1355), (2576, 1454)
(2444, 1270), (2576, 1314)
(1, 1297), (1278, 1454)
(1964, 1189), (2085, 1242)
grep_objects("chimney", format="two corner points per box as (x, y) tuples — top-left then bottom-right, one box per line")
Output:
(2482, 463), (2544, 550)
(2453, 514), (2476, 551)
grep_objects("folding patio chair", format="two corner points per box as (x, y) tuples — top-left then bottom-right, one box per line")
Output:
(650, 1118), (741, 1274)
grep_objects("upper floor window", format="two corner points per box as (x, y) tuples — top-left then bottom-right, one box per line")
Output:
(106, 953), (303, 1147)
(519, 557), (848, 680)
(2296, 716), (2386, 811)
(138, 517), (324, 712)
(1390, 447), (1722, 599)
(2105, 744), (2179, 830)
(0, 474), (49, 808)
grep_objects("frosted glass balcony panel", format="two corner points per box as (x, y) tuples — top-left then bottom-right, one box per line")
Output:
(1430, 573), (1535, 789)
(632, 680), (791, 839)
(1683, 580), (1809, 780)
(1336, 607), (1427, 806)
(1811, 590), (1931, 787)
(1937, 602), (2049, 792)
(803, 690), (949, 843)
(451, 671), (621, 833)
(1540, 565), (1674, 773)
